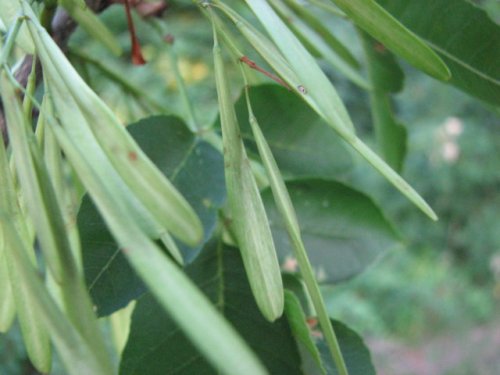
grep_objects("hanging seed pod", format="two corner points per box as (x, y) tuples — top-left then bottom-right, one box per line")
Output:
(21, 3), (203, 245)
(242, 81), (349, 375)
(213, 24), (284, 322)
(0, 76), (51, 372)
(48, 123), (267, 375)
(0, 247), (16, 333)
(0, 217), (115, 375)
(0, 133), (16, 334)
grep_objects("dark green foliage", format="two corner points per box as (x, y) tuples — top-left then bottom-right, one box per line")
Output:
(231, 85), (353, 180)
(377, 0), (500, 106)
(120, 241), (303, 375)
(263, 179), (401, 282)
(79, 116), (225, 316)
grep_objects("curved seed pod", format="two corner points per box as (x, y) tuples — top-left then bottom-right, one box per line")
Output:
(21, 3), (203, 246)
(0, 221), (52, 373)
(0, 130), (16, 333)
(213, 1), (350, 134)
(0, 71), (69, 282)
(0, 228), (16, 333)
(49, 122), (268, 375)
(243, 83), (348, 375)
(0, 218), (115, 375)
(230, 0), (356, 135)
(0, 0), (34, 53)
(213, 26), (284, 321)
(1, 70), (114, 371)
(0, 80), (51, 372)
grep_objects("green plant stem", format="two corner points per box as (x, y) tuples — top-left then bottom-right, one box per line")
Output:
(166, 44), (200, 132)
(23, 57), (38, 122)
(0, 16), (26, 66)
(150, 17), (201, 131)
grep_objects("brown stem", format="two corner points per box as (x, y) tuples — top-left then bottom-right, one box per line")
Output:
(124, 0), (146, 65)
(240, 56), (291, 90)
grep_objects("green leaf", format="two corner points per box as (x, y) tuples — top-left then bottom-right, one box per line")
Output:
(361, 31), (407, 172)
(51, 119), (267, 375)
(263, 179), (401, 282)
(213, 28), (284, 321)
(120, 241), (302, 375)
(376, 0), (500, 106)
(304, 320), (376, 375)
(80, 116), (225, 316)
(330, 0), (451, 81)
(232, 85), (352, 179)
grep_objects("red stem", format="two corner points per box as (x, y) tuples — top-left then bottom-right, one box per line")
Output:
(124, 0), (146, 65)
(240, 56), (291, 90)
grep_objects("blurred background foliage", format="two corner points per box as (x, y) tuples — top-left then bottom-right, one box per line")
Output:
(1, 1), (498, 374)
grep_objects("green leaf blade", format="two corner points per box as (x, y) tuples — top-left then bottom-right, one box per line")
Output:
(232, 85), (352, 179)
(361, 31), (407, 172)
(331, 0), (451, 81)
(264, 179), (402, 282)
(305, 320), (376, 375)
(120, 242), (301, 375)
(80, 116), (225, 316)
(376, 0), (500, 106)
(51, 122), (267, 375)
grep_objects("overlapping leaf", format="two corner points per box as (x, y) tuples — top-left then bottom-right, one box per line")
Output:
(120, 241), (302, 375)
(263, 179), (401, 282)
(361, 31), (407, 172)
(330, 0), (451, 81)
(232, 85), (352, 179)
(304, 320), (376, 375)
(80, 116), (225, 316)
(376, 0), (500, 106)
